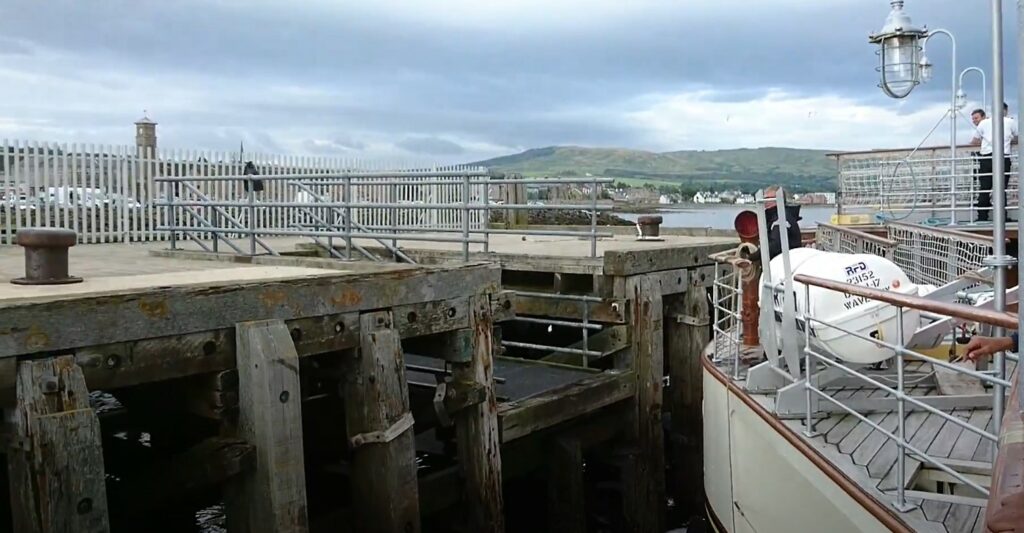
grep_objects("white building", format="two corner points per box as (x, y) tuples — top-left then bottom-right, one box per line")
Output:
(693, 191), (722, 204)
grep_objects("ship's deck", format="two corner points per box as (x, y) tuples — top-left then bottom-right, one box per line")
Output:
(708, 342), (995, 533)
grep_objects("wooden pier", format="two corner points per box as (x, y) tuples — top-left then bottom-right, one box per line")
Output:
(0, 229), (735, 532)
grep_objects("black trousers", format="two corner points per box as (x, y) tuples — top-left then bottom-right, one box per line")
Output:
(977, 155), (1012, 221)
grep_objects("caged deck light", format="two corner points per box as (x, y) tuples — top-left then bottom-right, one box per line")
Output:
(869, 0), (929, 99)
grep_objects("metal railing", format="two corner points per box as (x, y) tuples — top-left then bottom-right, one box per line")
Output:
(155, 172), (616, 261)
(798, 274), (1015, 507)
(710, 188), (1018, 514)
(887, 222), (996, 287)
(835, 147), (1019, 225)
(796, 274), (1017, 510)
(711, 261), (744, 378)
(0, 141), (517, 245)
(814, 221), (995, 287)
(814, 223), (898, 258)
(503, 291), (605, 367)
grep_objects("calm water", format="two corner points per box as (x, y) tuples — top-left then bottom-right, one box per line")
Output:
(618, 205), (837, 229)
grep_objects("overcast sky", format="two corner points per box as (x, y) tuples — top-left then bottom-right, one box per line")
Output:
(0, 0), (1019, 163)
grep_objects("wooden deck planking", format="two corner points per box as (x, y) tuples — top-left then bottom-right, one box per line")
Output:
(971, 507), (987, 533)
(866, 389), (937, 478)
(921, 499), (952, 525)
(850, 388), (913, 466)
(945, 504), (981, 533)
(837, 388), (893, 454)
(970, 415), (997, 463)
(918, 406), (976, 526)
(877, 408), (947, 491)
(927, 409), (973, 459)
(724, 357), (995, 533)
(823, 388), (871, 443)
(949, 411), (992, 461)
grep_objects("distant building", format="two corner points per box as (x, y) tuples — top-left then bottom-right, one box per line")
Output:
(795, 192), (837, 205)
(135, 114), (157, 155)
(693, 191), (722, 204)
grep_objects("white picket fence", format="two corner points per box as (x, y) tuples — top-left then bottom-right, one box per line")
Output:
(0, 140), (486, 245)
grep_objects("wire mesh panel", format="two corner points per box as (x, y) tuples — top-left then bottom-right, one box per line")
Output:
(835, 146), (1019, 224)
(887, 222), (993, 287)
(711, 262), (743, 376)
(814, 224), (897, 259)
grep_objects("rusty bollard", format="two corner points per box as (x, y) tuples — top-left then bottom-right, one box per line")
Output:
(636, 215), (664, 240)
(11, 228), (82, 285)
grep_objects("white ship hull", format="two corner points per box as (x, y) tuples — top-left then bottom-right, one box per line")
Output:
(704, 361), (910, 533)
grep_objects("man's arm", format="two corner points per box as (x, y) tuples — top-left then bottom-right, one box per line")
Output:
(965, 333), (1017, 360)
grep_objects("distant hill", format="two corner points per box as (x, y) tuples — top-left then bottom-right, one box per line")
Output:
(471, 146), (837, 193)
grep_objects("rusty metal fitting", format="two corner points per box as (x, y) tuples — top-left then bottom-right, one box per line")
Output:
(11, 228), (82, 285)
(636, 215), (664, 240)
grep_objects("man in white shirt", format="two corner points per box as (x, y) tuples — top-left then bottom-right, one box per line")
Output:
(971, 103), (1019, 222)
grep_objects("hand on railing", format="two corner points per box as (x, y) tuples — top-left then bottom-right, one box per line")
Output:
(964, 334), (1016, 361)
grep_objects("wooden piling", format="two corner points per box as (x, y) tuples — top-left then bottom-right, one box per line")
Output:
(343, 310), (421, 533)
(7, 356), (110, 533)
(453, 294), (505, 532)
(623, 274), (665, 533)
(226, 319), (310, 533)
(666, 279), (711, 515)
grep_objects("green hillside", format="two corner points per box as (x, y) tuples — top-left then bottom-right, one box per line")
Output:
(472, 146), (837, 193)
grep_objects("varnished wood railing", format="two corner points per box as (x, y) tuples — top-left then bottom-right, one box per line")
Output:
(985, 378), (1024, 532)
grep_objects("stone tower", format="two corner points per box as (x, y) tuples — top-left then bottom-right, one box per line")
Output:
(134, 113), (157, 155)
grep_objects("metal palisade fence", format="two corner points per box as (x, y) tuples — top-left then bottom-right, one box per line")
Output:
(0, 140), (487, 245)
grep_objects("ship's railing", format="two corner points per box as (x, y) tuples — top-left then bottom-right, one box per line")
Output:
(886, 222), (996, 287)
(814, 222), (994, 288)
(710, 260), (744, 378)
(984, 372), (1024, 531)
(154, 172), (615, 261)
(814, 223), (897, 258)
(796, 274), (1018, 511)
(835, 148), (1019, 225)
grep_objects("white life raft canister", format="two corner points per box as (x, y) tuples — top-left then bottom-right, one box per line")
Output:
(759, 249), (920, 365)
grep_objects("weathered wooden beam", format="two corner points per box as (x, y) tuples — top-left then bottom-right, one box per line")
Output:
(602, 242), (735, 276)
(498, 370), (635, 442)
(453, 294), (505, 532)
(225, 320), (310, 533)
(665, 285), (710, 516)
(343, 311), (421, 533)
(514, 295), (626, 324)
(622, 274), (665, 533)
(0, 263), (501, 358)
(619, 265), (716, 298)
(7, 356), (110, 533)
(547, 436), (586, 533)
(0, 295), (498, 406)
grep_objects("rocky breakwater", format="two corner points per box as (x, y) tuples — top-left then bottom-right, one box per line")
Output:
(490, 209), (633, 226)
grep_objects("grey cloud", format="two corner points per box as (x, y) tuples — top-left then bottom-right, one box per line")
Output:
(301, 136), (367, 155)
(0, 0), (1016, 159)
(0, 37), (33, 56)
(397, 136), (465, 155)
